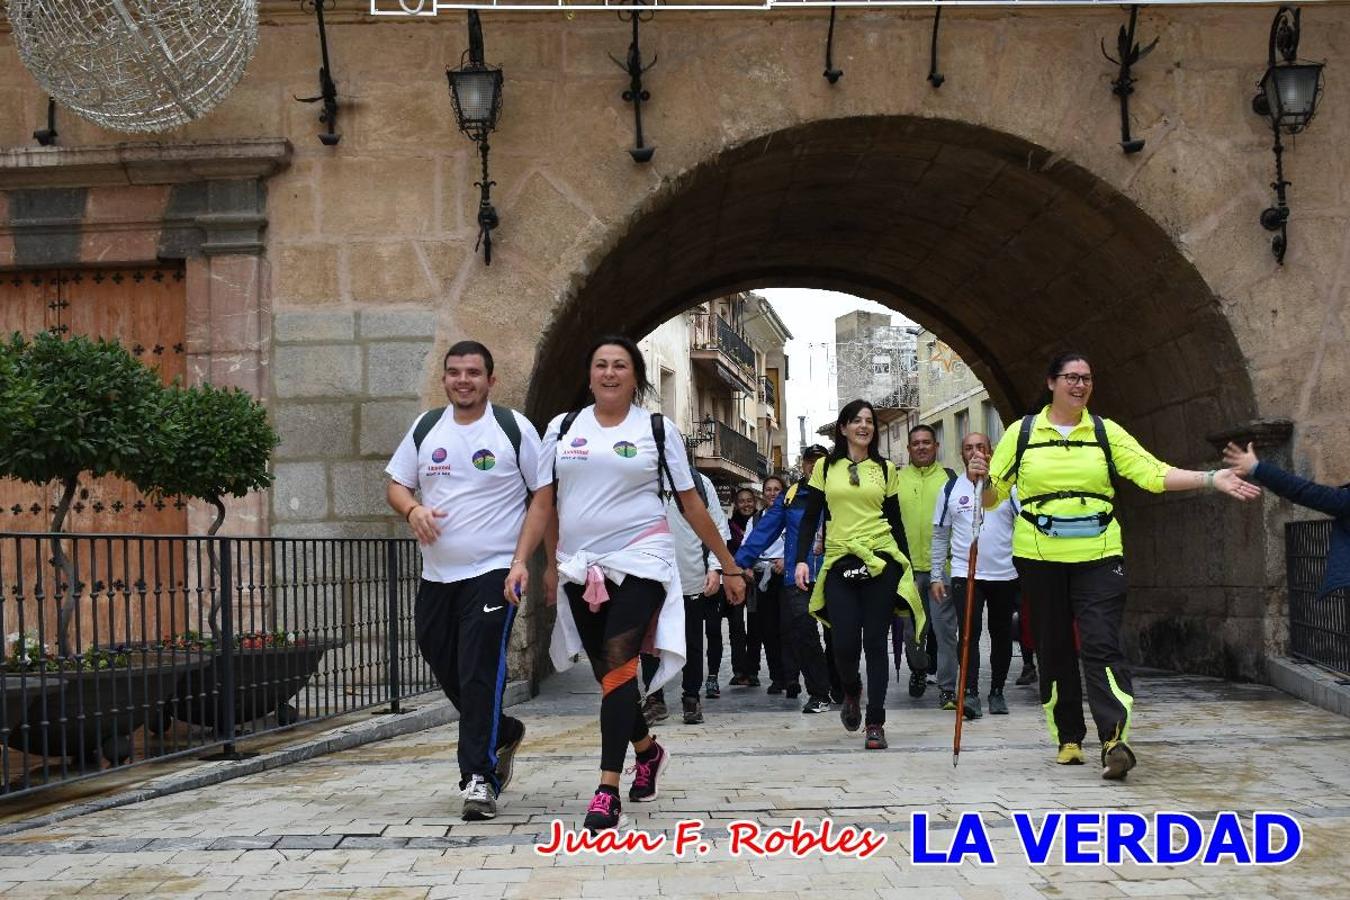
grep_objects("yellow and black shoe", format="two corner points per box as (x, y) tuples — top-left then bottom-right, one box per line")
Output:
(1101, 740), (1137, 781)
(1056, 742), (1085, 765)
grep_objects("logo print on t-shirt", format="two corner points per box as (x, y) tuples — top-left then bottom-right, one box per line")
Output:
(570, 437), (588, 448)
(431, 447), (448, 464)
(472, 449), (497, 471)
(613, 441), (638, 458)
(959, 495), (970, 506)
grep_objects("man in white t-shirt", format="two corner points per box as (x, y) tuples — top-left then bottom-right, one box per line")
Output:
(930, 431), (1021, 718)
(385, 340), (543, 823)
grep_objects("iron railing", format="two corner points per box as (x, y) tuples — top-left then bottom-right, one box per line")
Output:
(709, 421), (758, 474)
(690, 312), (756, 378)
(0, 533), (435, 798)
(760, 375), (777, 408)
(1285, 519), (1349, 675)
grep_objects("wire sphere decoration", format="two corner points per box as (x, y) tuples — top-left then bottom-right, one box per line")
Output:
(6, 0), (260, 134)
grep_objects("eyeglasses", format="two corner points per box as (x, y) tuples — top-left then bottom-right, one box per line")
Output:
(847, 462), (860, 487)
(1055, 373), (1094, 386)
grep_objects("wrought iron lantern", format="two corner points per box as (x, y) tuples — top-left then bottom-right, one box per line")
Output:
(6, 0), (259, 133)
(447, 12), (504, 265)
(1251, 5), (1325, 265)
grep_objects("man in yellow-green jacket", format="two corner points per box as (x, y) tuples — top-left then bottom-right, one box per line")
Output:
(894, 426), (965, 713)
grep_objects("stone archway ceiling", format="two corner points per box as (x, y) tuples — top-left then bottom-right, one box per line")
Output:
(534, 116), (1256, 462)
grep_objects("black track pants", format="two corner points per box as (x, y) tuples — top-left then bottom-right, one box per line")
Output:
(1013, 556), (1134, 747)
(950, 577), (1020, 692)
(414, 571), (523, 792)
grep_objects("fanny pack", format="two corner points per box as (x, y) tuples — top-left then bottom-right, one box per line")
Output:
(836, 554), (875, 582)
(1020, 511), (1113, 539)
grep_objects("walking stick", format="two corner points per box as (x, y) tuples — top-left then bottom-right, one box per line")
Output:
(953, 476), (985, 767)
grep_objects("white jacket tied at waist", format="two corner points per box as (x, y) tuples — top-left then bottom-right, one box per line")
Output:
(550, 527), (686, 695)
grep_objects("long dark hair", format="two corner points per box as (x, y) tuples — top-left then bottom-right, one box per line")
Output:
(1032, 350), (1091, 414)
(582, 334), (654, 405)
(825, 399), (885, 473)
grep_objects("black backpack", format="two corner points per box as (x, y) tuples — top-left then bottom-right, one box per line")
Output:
(1005, 413), (1118, 508)
(412, 404), (530, 493)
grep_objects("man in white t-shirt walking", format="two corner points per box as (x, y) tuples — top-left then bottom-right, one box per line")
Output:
(385, 340), (544, 822)
(930, 431), (1020, 718)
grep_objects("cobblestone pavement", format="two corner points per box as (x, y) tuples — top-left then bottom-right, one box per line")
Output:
(2, 642), (1349, 899)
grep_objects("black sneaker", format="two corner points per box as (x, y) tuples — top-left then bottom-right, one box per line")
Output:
(802, 697), (830, 714)
(704, 677), (720, 699)
(1016, 664), (1038, 686)
(766, 681), (785, 695)
(682, 696), (704, 724)
(908, 671), (927, 698)
(840, 689), (862, 732)
(746, 675), (761, 687)
(963, 689), (983, 720)
(461, 775), (497, 822)
(628, 741), (669, 802)
(785, 683), (801, 700)
(864, 724), (887, 750)
(728, 673), (751, 687)
(938, 690), (957, 711)
(987, 689), (1008, 715)
(584, 788), (624, 833)
(494, 719), (526, 793)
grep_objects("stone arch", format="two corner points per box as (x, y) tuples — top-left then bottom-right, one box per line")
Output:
(528, 114), (1269, 679)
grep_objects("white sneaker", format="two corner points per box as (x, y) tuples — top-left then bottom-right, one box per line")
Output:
(461, 774), (497, 821)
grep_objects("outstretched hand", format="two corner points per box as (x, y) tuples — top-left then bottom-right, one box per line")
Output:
(1213, 468), (1262, 502)
(1223, 441), (1260, 478)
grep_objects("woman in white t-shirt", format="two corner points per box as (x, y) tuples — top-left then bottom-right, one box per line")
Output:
(505, 335), (746, 833)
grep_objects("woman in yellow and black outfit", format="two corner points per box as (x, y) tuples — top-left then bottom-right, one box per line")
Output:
(794, 399), (926, 751)
(978, 352), (1259, 780)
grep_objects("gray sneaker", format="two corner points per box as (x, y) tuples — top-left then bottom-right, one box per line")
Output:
(962, 689), (983, 720)
(461, 775), (497, 821)
(641, 694), (669, 725)
(494, 719), (525, 792)
(987, 689), (1008, 715)
(681, 696), (704, 724)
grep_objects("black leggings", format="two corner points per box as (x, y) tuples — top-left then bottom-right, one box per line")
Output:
(704, 591), (746, 677)
(565, 577), (665, 773)
(823, 558), (902, 725)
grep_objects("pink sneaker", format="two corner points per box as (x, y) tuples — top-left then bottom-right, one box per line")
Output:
(627, 741), (669, 802)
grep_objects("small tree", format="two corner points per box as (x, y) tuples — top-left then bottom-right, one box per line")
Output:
(0, 332), (171, 656)
(147, 383), (278, 536)
(143, 383), (278, 639)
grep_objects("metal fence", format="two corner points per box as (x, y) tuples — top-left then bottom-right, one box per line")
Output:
(1285, 520), (1350, 676)
(0, 533), (435, 799)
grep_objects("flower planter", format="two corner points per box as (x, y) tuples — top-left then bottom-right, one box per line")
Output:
(2, 658), (178, 766)
(165, 641), (336, 733)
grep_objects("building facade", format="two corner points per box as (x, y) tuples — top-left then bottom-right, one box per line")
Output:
(3, 4), (1345, 682)
(916, 329), (1005, 471)
(833, 311), (920, 462)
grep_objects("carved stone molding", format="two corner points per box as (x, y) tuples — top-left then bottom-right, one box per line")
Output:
(1205, 418), (1295, 455)
(0, 139), (292, 190)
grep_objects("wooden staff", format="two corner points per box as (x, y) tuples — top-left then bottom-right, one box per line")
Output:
(953, 477), (985, 767)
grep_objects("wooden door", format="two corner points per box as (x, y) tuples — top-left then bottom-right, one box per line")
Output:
(1, 267), (188, 536)
(1, 267), (189, 650)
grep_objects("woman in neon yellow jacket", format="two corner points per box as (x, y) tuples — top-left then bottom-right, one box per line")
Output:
(977, 351), (1259, 780)
(793, 399), (926, 752)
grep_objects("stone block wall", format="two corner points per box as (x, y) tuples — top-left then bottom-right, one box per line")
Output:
(271, 308), (436, 538)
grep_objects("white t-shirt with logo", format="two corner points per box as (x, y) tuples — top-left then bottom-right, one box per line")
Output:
(386, 403), (543, 583)
(539, 405), (695, 558)
(931, 475), (1018, 581)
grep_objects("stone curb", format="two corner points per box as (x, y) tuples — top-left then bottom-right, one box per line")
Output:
(1268, 655), (1350, 719)
(0, 680), (532, 838)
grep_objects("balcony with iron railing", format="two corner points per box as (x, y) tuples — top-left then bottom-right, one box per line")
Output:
(692, 418), (759, 482)
(690, 313), (757, 395)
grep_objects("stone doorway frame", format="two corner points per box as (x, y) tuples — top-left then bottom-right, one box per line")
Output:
(0, 138), (292, 536)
